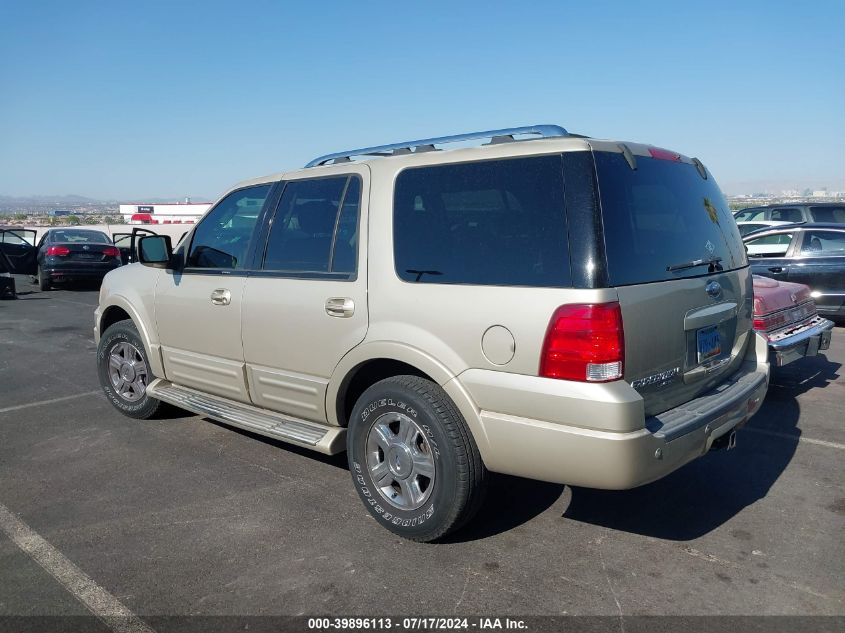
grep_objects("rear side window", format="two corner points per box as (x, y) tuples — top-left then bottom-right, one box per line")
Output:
(800, 230), (845, 255)
(393, 155), (571, 287)
(809, 206), (845, 223)
(262, 175), (360, 274)
(596, 152), (746, 286)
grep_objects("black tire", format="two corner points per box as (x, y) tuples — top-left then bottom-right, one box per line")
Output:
(97, 319), (162, 419)
(37, 266), (50, 291)
(347, 375), (487, 542)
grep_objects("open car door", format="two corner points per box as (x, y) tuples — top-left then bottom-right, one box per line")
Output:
(113, 228), (158, 264)
(0, 229), (38, 275)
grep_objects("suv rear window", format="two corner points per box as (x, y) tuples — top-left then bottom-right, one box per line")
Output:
(595, 152), (747, 286)
(393, 155), (571, 287)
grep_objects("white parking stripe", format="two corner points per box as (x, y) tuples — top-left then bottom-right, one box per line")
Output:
(741, 426), (845, 450)
(0, 503), (155, 633)
(0, 390), (102, 415)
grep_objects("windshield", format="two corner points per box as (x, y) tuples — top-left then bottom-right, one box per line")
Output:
(50, 230), (111, 244)
(595, 151), (747, 286)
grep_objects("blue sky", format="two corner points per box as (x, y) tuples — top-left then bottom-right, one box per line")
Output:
(1, 0), (843, 200)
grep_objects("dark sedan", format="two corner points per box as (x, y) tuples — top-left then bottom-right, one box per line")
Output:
(743, 222), (845, 319)
(0, 228), (122, 290)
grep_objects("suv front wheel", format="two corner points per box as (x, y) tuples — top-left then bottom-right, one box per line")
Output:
(97, 319), (162, 419)
(347, 375), (487, 542)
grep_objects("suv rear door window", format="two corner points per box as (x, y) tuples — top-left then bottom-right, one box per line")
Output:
(393, 155), (571, 287)
(262, 175), (360, 274)
(595, 152), (746, 286)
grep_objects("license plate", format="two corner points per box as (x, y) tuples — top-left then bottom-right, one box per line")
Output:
(76, 253), (96, 259)
(697, 325), (721, 363)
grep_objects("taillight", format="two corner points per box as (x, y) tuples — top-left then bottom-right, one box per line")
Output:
(540, 302), (624, 382)
(103, 246), (121, 258)
(46, 246), (70, 256)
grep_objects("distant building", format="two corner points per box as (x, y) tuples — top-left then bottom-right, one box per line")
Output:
(48, 209), (73, 217)
(118, 198), (210, 225)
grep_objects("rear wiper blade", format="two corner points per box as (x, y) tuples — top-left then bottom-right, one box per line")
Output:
(666, 256), (722, 272)
(406, 269), (443, 282)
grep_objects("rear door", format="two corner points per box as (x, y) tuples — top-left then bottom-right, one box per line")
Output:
(745, 230), (799, 281)
(241, 168), (369, 422)
(787, 229), (845, 315)
(593, 150), (751, 416)
(0, 229), (38, 274)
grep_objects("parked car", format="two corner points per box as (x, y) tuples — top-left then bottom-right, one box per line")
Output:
(751, 276), (833, 366)
(736, 220), (792, 237)
(734, 202), (845, 224)
(0, 230), (17, 299)
(0, 228), (122, 290)
(743, 223), (845, 319)
(95, 125), (769, 541)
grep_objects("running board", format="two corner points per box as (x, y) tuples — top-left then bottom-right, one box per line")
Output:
(146, 379), (346, 455)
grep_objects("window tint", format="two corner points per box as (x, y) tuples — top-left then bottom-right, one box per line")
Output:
(745, 232), (793, 256)
(596, 152), (746, 285)
(809, 206), (845, 223)
(186, 184), (270, 269)
(49, 230), (111, 244)
(734, 208), (768, 222)
(262, 175), (359, 274)
(801, 230), (845, 255)
(393, 156), (570, 287)
(769, 207), (803, 222)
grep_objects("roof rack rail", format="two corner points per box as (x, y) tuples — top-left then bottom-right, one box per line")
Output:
(305, 124), (569, 168)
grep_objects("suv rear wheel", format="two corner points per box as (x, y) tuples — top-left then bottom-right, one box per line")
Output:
(97, 319), (162, 419)
(347, 375), (487, 542)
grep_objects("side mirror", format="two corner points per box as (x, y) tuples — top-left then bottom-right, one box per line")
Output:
(138, 235), (173, 268)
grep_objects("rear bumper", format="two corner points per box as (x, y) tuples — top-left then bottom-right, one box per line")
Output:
(767, 318), (834, 367)
(457, 334), (770, 489)
(43, 264), (119, 280)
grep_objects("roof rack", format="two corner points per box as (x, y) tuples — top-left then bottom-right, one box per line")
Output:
(305, 124), (570, 168)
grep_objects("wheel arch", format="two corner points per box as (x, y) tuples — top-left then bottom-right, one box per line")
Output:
(327, 341), (492, 459)
(98, 296), (164, 377)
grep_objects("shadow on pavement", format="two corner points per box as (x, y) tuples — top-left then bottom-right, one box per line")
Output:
(562, 355), (839, 540)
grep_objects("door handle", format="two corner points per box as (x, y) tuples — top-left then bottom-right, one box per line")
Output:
(210, 288), (231, 306)
(325, 297), (354, 318)
(768, 267), (784, 273)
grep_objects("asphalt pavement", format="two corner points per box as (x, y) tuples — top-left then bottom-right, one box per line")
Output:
(0, 276), (842, 627)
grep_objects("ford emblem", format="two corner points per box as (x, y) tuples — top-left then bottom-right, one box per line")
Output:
(705, 281), (722, 299)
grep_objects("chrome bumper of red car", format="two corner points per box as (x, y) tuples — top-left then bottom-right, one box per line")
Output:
(767, 318), (834, 367)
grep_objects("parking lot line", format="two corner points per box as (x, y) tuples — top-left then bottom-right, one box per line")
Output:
(741, 426), (845, 450)
(0, 390), (102, 415)
(0, 502), (155, 633)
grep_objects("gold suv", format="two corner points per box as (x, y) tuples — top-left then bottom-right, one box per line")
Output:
(95, 125), (769, 541)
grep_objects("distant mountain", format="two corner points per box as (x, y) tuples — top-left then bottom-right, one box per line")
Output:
(0, 194), (114, 205)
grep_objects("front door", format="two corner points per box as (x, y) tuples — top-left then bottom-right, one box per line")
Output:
(155, 184), (273, 403)
(746, 229), (797, 282)
(787, 229), (845, 315)
(0, 229), (38, 274)
(242, 168), (369, 423)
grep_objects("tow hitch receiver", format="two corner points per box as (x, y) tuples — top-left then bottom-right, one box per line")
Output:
(711, 430), (737, 451)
